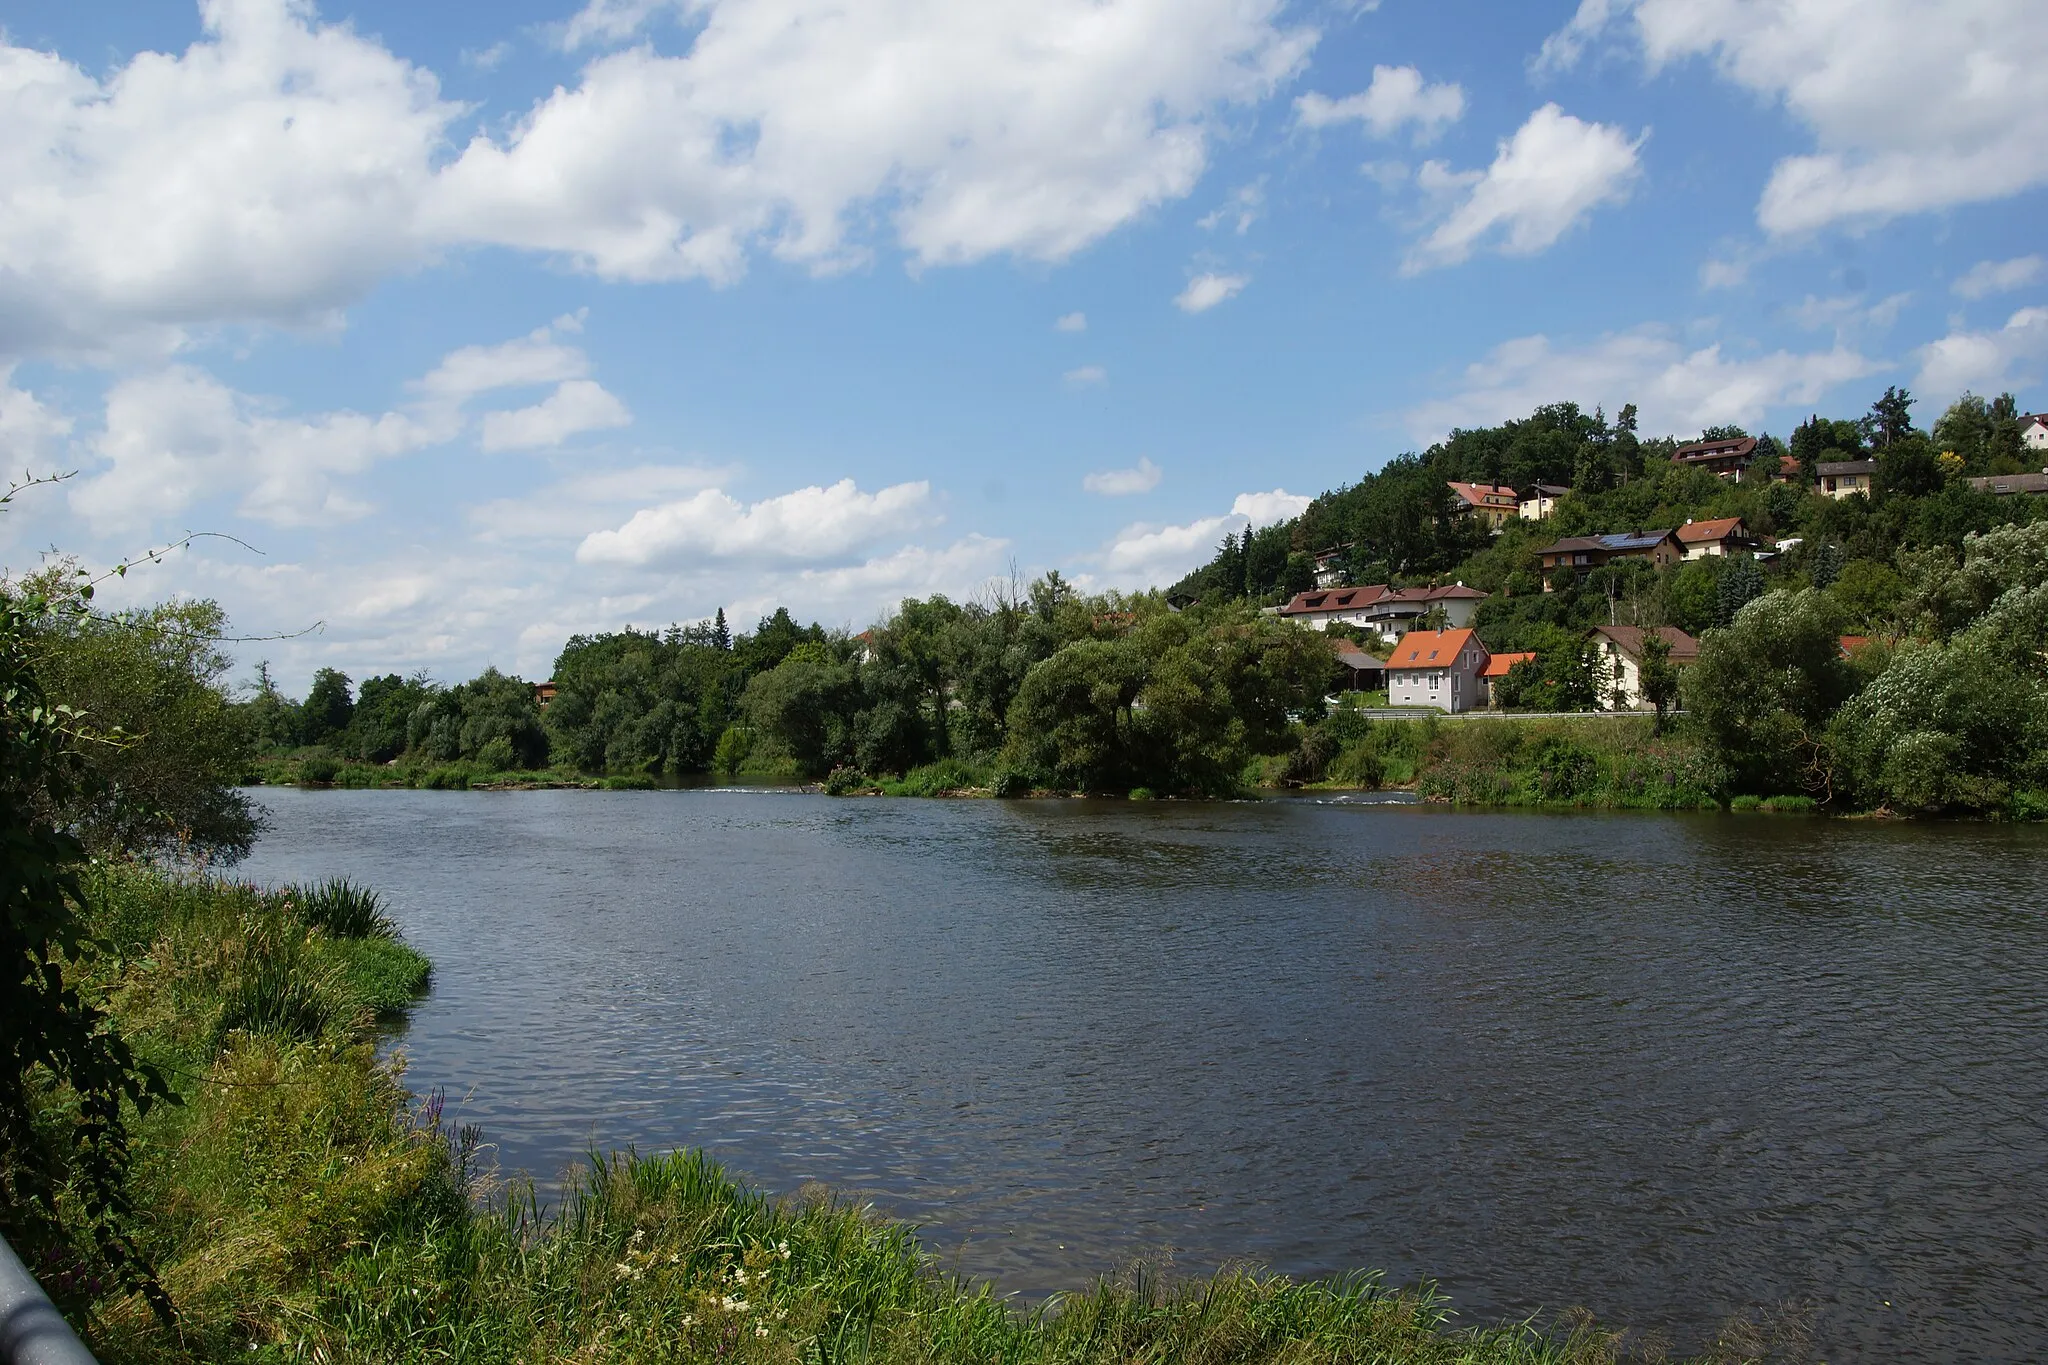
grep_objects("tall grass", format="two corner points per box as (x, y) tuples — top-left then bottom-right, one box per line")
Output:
(28, 869), (1807, 1364)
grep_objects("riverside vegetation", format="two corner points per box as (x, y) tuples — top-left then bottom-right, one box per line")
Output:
(0, 529), (1812, 1362)
(234, 386), (2048, 817)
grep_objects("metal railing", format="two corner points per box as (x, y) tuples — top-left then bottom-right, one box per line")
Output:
(0, 1233), (98, 1365)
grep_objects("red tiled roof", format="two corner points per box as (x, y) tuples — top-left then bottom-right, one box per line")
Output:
(1677, 516), (1749, 544)
(1480, 651), (1535, 678)
(1278, 583), (1486, 615)
(1387, 628), (1482, 671)
(1447, 481), (1518, 509)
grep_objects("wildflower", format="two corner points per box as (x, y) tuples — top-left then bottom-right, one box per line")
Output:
(721, 1296), (749, 1313)
(681, 1315), (695, 1328)
(755, 1325), (770, 1339)
(777, 1240), (790, 1259)
(615, 1262), (634, 1279)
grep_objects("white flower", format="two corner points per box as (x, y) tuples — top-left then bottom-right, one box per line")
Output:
(755, 1325), (770, 1338)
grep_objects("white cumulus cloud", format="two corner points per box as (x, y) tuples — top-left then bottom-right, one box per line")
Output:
(1175, 273), (1249, 313)
(1914, 306), (2048, 402)
(432, 0), (1316, 282)
(1231, 488), (1311, 525)
(1063, 365), (1109, 387)
(576, 478), (937, 568)
(1083, 457), (1163, 495)
(1295, 64), (1465, 142)
(479, 380), (632, 453)
(69, 366), (439, 531)
(1539, 0), (2048, 235)
(0, 0), (1317, 361)
(1055, 312), (1088, 332)
(1406, 104), (1643, 273)
(1404, 326), (1878, 442)
(1953, 257), (2045, 301)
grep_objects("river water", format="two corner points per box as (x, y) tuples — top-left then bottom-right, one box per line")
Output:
(239, 788), (2048, 1361)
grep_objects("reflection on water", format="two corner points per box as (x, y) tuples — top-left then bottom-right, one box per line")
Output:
(239, 789), (2048, 1362)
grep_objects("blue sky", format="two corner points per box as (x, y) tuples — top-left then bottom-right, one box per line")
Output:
(2, 0), (2044, 688)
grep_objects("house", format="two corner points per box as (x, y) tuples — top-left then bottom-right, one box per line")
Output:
(1532, 529), (1684, 587)
(1386, 628), (1490, 714)
(1331, 640), (1386, 693)
(1676, 516), (1755, 559)
(1478, 651), (1536, 708)
(1519, 483), (1570, 521)
(2022, 413), (2048, 452)
(1965, 471), (2048, 497)
(1447, 481), (1520, 530)
(1276, 583), (1489, 635)
(1769, 453), (1805, 483)
(1591, 626), (1699, 711)
(1816, 458), (1878, 499)
(1310, 543), (1355, 588)
(1671, 436), (1758, 481)
(532, 681), (558, 708)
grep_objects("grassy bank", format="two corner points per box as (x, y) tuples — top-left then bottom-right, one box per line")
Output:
(12, 869), (1809, 1363)
(242, 752), (803, 792)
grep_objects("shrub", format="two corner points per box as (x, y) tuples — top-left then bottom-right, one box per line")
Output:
(602, 773), (659, 791)
(475, 736), (517, 772)
(286, 878), (397, 940)
(298, 755), (340, 784)
(822, 766), (871, 796)
(989, 766), (1031, 798)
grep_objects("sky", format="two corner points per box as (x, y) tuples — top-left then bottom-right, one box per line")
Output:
(2, 0), (2044, 690)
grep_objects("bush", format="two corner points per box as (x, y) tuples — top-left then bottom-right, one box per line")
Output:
(298, 755), (340, 784)
(285, 878), (396, 940)
(475, 736), (517, 772)
(822, 766), (871, 796)
(990, 766), (1031, 798)
(602, 773), (659, 790)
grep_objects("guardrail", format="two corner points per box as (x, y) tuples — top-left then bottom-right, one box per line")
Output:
(0, 1233), (98, 1365)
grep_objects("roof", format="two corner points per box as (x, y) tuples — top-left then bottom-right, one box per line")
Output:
(1591, 625), (1700, 662)
(1839, 635), (1872, 658)
(1480, 651), (1536, 678)
(1447, 481), (1519, 508)
(1386, 628), (1482, 671)
(1816, 459), (1878, 475)
(1677, 516), (1750, 544)
(1279, 585), (1388, 614)
(1966, 472), (2048, 495)
(1278, 583), (1487, 615)
(1535, 530), (1679, 556)
(1331, 642), (1386, 670)
(1671, 436), (1758, 464)
(1523, 483), (1571, 498)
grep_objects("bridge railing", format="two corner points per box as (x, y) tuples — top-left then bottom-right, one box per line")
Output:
(0, 1233), (98, 1365)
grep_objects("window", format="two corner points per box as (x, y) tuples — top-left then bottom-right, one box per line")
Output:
(1429, 672), (1441, 691)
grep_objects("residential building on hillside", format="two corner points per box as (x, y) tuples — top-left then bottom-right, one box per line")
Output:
(1310, 544), (1353, 588)
(1671, 436), (1757, 480)
(2023, 413), (2048, 451)
(1966, 471), (2048, 497)
(1387, 628), (1489, 714)
(1592, 626), (1699, 711)
(1478, 651), (1535, 708)
(1447, 481), (1519, 530)
(1276, 583), (1488, 634)
(1817, 458), (1878, 499)
(1676, 516), (1755, 559)
(1532, 529), (1684, 587)
(1519, 483), (1570, 521)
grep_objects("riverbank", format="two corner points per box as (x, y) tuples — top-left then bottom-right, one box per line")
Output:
(13, 867), (1810, 1363)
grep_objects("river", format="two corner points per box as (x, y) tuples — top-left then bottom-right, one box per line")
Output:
(238, 787), (2048, 1361)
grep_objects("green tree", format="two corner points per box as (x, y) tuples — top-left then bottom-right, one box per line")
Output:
(1684, 589), (1859, 796)
(2, 551), (177, 1323)
(24, 586), (262, 862)
(741, 649), (861, 776)
(1868, 385), (1915, 448)
(1715, 556), (1766, 625)
(1638, 632), (1679, 735)
(300, 667), (355, 745)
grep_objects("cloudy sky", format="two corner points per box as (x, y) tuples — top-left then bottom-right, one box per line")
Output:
(2, 0), (2043, 688)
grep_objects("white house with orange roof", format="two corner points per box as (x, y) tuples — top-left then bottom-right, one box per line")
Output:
(1386, 628), (1490, 713)
(1447, 481), (1519, 531)
(1676, 516), (1756, 559)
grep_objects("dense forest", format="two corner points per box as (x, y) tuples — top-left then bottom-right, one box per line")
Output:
(227, 385), (2047, 814)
